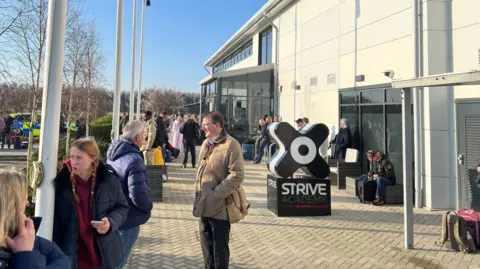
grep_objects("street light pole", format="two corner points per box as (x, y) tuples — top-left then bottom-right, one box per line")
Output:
(35, 0), (68, 240)
(129, 0), (137, 121)
(112, 0), (124, 140)
(136, 0), (148, 119)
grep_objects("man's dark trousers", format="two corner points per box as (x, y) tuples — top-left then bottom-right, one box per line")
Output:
(183, 143), (196, 167)
(200, 217), (231, 269)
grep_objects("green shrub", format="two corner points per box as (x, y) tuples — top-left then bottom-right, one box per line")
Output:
(91, 114), (113, 124)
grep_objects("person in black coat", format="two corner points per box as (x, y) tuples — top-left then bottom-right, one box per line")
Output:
(0, 169), (71, 269)
(253, 116), (272, 164)
(75, 117), (86, 139)
(180, 116), (200, 168)
(329, 118), (352, 160)
(154, 111), (167, 148)
(53, 138), (128, 269)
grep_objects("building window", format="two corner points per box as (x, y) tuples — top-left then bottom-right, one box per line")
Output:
(339, 88), (405, 179)
(212, 40), (253, 73)
(259, 27), (273, 65)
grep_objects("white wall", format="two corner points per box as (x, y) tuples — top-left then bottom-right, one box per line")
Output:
(452, 0), (480, 100)
(278, 0), (415, 142)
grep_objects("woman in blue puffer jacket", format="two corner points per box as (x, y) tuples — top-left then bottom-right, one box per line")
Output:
(0, 169), (70, 269)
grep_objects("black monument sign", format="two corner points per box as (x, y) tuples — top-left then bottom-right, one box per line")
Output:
(266, 122), (332, 217)
(267, 122), (330, 178)
(267, 174), (331, 216)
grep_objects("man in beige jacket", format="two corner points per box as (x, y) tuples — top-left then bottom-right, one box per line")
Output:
(193, 111), (244, 269)
(140, 110), (157, 165)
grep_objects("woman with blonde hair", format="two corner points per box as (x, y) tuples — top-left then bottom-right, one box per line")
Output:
(0, 169), (70, 268)
(53, 138), (128, 269)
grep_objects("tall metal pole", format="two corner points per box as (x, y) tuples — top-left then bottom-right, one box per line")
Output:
(413, 0), (422, 209)
(136, 0), (146, 119)
(402, 88), (414, 249)
(129, 0), (137, 121)
(112, 0), (124, 140)
(35, 0), (68, 240)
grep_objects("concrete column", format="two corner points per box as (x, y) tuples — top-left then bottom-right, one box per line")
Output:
(421, 0), (456, 209)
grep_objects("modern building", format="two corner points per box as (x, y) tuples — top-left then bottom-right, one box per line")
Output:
(200, 0), (480, 211)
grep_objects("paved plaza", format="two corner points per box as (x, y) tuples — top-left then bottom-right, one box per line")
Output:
(126, 154), (480, 269)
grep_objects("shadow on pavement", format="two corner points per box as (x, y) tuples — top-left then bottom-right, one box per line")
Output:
(126, 253), (257, 269)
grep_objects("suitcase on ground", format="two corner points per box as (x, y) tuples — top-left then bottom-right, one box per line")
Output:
(358, 180), (376, 203)
(457, 208), (480, 248)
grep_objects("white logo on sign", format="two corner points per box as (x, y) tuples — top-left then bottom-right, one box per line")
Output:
(281, 183), (327, 195)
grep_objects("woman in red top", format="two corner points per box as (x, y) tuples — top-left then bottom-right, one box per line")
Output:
(53, 138), (128, 269)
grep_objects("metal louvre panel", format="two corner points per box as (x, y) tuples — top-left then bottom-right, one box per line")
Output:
(464, 116), (480, 209)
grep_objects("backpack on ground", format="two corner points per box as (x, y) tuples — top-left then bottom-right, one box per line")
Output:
(457, 208), (480, 248)
(357, 180), (376, 203)
(437, 211), (476, 253)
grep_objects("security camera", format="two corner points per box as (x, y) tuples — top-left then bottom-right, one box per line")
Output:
(383, 70), (395, 79)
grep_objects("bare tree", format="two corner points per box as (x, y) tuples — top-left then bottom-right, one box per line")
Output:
(82, 21), (105, 136)
(144, 86), (186, 114)
(63, 8), (89, 156)
(0, 0), (30, 81)
(6, 0), (49, 179)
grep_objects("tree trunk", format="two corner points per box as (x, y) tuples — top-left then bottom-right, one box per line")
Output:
(65, 71), (77, 157)
(86, 57), (92, 137)
(26, 92), (37, 181)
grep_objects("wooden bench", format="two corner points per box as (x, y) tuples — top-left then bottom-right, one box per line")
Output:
(328, 149), (362, 190)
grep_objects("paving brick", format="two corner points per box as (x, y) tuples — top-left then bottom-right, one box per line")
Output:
(124, 150), (478, 269)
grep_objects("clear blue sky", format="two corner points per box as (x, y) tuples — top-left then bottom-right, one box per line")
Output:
(82, 0), (267, 93)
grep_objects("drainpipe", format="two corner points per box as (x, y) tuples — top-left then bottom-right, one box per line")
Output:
(293, 4), (298, 123)
(413, 0), (423, 209)
(263, 11), (280, 116)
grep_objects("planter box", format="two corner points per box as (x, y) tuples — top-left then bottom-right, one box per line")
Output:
(146, 165), (164, 202)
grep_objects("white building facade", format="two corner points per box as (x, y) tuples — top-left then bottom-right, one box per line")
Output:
(201, 0), (480, 210)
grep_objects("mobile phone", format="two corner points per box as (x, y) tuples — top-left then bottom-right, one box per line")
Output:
(91, 220), (103, 226)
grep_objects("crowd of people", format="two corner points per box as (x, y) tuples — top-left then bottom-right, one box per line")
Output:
(0, 110), (239, 269)
(0, 110), (403, 268)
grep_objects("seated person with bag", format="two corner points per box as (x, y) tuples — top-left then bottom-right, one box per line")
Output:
(370, 151), (396, 206)
(360, 150), (376, 182)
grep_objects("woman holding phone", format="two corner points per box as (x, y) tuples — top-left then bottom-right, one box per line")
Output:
(53, 138), (128, 269)
(0, 169), (70, 268)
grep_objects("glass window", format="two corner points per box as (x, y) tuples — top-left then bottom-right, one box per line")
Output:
(259, 27), (272, 65)
(248, 97), (271, 135)
(340, 106), (360, 150)
(261, 34), (267, 65)
(266, 30), (272, 64)
(221, 80), (230, 95)
(361, 90), (384, 103)
(340, 92), (359, 104)
(386, 89), (402, 103)
(361, 105), (385, 155)
(386, 105), (403, 181)
(232, 81), (247, 96)
(249, 71), (273, 98)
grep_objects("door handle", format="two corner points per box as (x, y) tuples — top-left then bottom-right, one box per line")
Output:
(458, 154), (465, 165)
